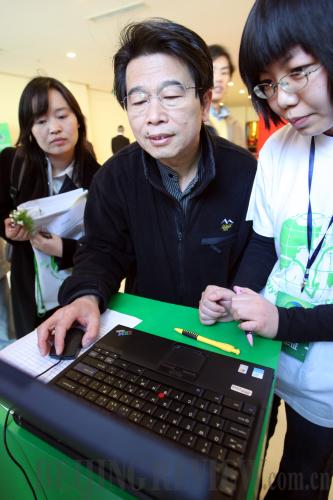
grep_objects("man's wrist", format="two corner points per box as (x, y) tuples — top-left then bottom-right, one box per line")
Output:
(74, 294), (100, 306)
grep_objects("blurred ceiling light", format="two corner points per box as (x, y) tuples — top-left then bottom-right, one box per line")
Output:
(227, 81), (234, 87)
(87, 1), (146, 21)
(239, 89), (246, 94)
(66, 52), (77, 59)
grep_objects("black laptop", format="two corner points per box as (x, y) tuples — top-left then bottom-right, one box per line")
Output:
(0, 325), (275, 500)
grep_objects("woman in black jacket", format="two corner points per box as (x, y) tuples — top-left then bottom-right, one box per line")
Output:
(0, 77), (100, 338)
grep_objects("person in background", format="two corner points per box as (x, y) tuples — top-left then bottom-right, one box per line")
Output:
(206, 44), (246, 148)
(111, 124), (130, 154)
(199, 0), (333, 497)
(37, 18), (256, 357)
(0, 238), (14, 348)
(0, 77), (100, 338)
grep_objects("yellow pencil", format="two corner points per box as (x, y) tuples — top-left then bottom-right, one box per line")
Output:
(174, 328), (240, 355)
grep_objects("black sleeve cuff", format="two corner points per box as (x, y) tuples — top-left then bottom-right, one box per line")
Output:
(232, 232), (277, 292)
(276, 305), (333, 342)
(58, 275), (114, 313)
(54, 238), (77, 270)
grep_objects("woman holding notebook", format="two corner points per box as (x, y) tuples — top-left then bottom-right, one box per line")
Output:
(0, 77), (100, 338)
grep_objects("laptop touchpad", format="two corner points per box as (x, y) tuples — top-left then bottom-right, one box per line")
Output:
(159, 344), (207, 380)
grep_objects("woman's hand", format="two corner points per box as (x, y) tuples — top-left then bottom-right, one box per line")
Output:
(4, 217), (30, 241)
(231, 286), (279, 339)
(30, 232), (63, 257)
(199, 285), (235, 325)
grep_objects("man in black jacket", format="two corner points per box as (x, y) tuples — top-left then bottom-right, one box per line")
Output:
(38, 18), (256, 355)
(111, 125), (130, 154)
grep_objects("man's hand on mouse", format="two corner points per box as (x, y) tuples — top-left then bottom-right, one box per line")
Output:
(37, 295), (100, 356)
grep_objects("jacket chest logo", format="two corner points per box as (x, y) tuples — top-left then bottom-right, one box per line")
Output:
(220, 218), (234, 232)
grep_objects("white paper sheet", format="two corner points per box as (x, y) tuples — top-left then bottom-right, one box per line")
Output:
(0, 310), (142, 382)
(17, 188), (87, 235)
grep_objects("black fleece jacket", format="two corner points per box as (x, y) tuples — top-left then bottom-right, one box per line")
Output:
(59, 128), (257, 311)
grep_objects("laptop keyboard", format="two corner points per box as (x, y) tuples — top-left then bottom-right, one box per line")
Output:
(55, 344), (258, 498)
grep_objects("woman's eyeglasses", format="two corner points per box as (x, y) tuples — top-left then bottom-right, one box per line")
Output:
(253, 64), (321, 100)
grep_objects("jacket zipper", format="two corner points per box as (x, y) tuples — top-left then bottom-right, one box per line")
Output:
(176, 207), (185, 303)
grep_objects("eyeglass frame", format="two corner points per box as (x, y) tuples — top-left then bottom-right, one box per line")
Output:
(122, 84), (200, 114)
(253, 64), (322, 100)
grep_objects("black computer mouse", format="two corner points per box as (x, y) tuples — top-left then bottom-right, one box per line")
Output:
(49, 326), (85, 360)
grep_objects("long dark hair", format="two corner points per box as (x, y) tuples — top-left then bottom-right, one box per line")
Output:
(239, 0), (333, 127)
(16, 76), (89, 186)
(113, 18), (213, 107)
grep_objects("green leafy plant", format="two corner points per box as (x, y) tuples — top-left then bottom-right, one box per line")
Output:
(9, 209), (35, 234)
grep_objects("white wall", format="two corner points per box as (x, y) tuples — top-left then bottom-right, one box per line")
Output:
(88, 88), (134, 164)
(0, 72), (257, 165)
(0, 73), (28, 146)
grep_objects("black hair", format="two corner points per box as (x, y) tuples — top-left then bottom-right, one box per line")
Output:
(113, 18), (213, 106)
(16, 76), (90, 185)
(208, 44), (235, 77)
(239, 0), (333, 127)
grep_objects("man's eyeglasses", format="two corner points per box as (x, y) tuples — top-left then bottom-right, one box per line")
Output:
(123, 84), (198, 116)
(253, 64), (321, 100)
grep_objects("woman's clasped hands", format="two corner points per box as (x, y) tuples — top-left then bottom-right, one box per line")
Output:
(199, 284), (279, 339)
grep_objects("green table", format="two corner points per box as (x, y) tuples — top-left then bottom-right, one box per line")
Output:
(0, 293), (281, 499)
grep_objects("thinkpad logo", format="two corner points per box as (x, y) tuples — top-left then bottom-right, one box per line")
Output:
(220, 218), (234, 232)
(116, 328), (132, 337)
